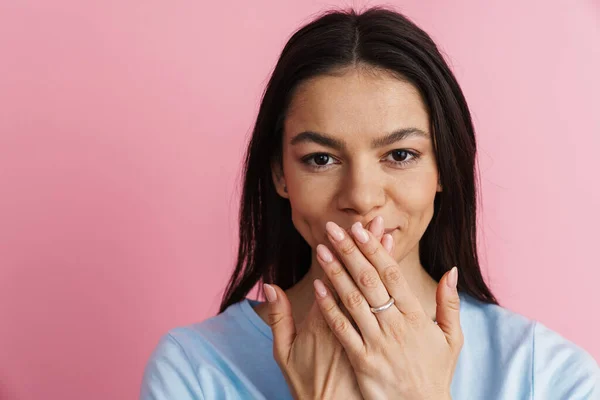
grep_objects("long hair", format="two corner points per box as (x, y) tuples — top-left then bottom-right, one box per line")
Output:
(219, 6), (498, 313)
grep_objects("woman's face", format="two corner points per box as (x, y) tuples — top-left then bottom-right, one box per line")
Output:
(273, 67), (441, 263)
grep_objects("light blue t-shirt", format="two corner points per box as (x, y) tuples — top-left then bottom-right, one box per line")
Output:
(140, 292), (600, 399)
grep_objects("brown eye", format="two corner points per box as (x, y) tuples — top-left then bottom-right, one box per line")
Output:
(391, 150), (409, 162)
(313, 154), (330, 165)
(302, 153), (338, 170)
(383, 149), (419, 167)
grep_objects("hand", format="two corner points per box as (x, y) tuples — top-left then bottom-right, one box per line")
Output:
(313, 219), (463, 400)
(264, 217), (392, 400)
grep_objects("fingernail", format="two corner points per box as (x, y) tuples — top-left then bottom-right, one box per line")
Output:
(371, 216), (384, 236)
(326, 221), (345, 241)
(446, 266), (458, 289)
(313, 279), (328, 298)
(383, 233), (393, 253)
(351, 222), (369, 243)
(316, 244), (333, 263)
(264, 284), (277, 302)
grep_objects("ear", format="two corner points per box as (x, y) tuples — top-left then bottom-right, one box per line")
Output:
(437, 176), (443, 192)
(271, 160), (289, 199)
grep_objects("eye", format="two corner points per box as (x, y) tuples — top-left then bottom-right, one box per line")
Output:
(313, 154), (331, 166)
(302, 153), (338, 169)
(390, 150), (411, 162)
(383, 149), (420, 167)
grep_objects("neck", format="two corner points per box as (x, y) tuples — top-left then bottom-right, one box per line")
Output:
(283, 246), (439, 327)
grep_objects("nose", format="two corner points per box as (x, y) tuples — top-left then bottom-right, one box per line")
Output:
(336, 161), (386, 216)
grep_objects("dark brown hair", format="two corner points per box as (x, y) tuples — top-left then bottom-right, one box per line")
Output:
(219, 6), (498, 313)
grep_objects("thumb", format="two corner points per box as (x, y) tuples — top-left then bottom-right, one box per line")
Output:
(435, 267), (463, 351)
(263, 283), (296, 364)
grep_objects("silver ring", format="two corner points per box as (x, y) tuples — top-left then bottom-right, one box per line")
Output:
(370, 297), (395, 314)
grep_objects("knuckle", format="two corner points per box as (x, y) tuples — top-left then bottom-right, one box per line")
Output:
(404, 311), (422, 327)
(387, 318), (406, 342)
(330, 264), (345, 278)
(363, 242), (380, 257)
(322, 298), (338, 314)
(382, 265), (403, 286)
(339, 240), (357, 256)
(345, 289), (364, 309)
(447, 295), (461, 312)
(358, 269), (379, 288)
(267, 312), (284, 327)
(331, 316), (349, 334)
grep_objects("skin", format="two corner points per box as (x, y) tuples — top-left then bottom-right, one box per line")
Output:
(255, 66), (440, 326)
(260, 222), (393, 399)
(254, 66), (463, 398)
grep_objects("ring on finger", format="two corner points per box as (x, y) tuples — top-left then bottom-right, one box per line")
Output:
(370, 296), (395, 314)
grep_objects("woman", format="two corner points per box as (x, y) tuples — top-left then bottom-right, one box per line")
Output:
(140, 7), (599, 399)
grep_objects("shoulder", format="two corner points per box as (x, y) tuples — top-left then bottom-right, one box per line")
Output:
(139, 301), (245, 400)
(458, 292), (537, 345)
(146, 298), (267, 362)
(140, 299), (280, 400)
(457, 293), (600, 399)
(532, 321), (600, 399)
(140, 331), (206, 400)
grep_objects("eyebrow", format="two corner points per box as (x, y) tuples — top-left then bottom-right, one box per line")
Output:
(289, 128), (429, 151)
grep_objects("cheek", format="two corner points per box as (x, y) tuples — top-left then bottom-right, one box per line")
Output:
(389, 176), (438, 260)
(392, 172), (439, 230)
(286, 176), (337, 249)
(288, 198), (327, 249)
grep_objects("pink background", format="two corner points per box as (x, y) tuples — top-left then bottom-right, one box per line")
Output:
(0, 1), (598, 399)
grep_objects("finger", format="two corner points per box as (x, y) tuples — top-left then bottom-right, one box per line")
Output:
(313, 279), (364, 358)
(316, 243), (382, 339)
(263, 283), (296, 364)
(367, 216), (392, 254)
(366, 215), (384, 240)
(318, 280), (359, 331)
(346, 221), (423, 317)
(382, 233), (393, 254)
(435, 267), (464, 353)
(325, 221), (392, 310)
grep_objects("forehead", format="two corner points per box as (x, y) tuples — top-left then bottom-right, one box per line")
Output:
(284, 68), (429, 140)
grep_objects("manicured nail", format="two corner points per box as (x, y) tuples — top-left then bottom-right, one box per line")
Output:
(383, 233), (393, 253)
(313, 279), (328, 298)
(351, 222), (369, 243)
(370, 216), (384, 236)
(263, 284), (277, 302)
(326, 221), (345, 241)
(446, 266), (458, 289)
(316, 244), (333, 263)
